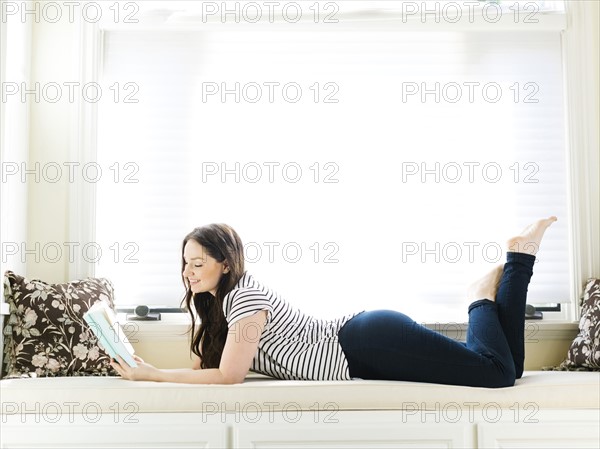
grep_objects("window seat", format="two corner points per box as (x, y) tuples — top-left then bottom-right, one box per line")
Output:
(1, 370), (598, 413)
(1, 370), (598, 448)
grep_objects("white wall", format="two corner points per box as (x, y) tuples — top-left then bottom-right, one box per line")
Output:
(26, 12), (79, 282)
(0, 10), (31, 280)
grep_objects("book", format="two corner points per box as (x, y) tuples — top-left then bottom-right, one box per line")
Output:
(83, 301), (138, 368)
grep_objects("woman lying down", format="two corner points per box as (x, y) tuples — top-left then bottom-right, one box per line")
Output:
(111, 217), (558, 388)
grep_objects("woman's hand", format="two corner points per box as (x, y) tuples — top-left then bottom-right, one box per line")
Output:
(110, 355), (158, 381)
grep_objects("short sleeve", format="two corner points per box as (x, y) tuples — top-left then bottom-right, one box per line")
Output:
(223, 288), (274, 329)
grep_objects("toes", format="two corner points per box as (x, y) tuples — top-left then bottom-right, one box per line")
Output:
(507, 216), (557, 255)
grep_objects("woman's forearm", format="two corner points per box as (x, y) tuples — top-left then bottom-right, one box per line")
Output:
(151, 367), (231, 384)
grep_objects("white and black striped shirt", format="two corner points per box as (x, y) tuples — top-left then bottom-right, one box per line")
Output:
(222, 272), (364, 380)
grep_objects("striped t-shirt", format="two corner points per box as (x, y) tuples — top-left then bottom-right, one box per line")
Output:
(222, 272), (364, 380)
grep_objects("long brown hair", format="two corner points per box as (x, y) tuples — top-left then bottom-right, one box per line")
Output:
(180, 223), (245, 369)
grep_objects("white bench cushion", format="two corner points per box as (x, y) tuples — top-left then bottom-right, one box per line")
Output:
(1, 371), (598, 413)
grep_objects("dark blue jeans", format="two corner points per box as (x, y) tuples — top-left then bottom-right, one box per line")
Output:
(338, 252), (535, 388)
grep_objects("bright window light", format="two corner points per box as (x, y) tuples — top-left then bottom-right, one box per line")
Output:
(95, 13), (569, 323)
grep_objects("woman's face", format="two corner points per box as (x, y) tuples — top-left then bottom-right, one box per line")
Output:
(183, 239), (229, 296)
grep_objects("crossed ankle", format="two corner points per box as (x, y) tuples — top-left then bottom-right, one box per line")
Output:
(468, 298), (497, 313)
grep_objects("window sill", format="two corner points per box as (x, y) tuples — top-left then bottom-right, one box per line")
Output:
(117, 312), (579, 343)
(117, 312), (193, 343)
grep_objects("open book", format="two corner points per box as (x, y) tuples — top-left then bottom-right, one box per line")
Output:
(83, 301), (138, 368)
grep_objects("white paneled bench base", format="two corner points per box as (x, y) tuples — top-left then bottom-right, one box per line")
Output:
(1, 371), (598, 449)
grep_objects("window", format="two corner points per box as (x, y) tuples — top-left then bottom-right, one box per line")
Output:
(93, 1), (571, 323)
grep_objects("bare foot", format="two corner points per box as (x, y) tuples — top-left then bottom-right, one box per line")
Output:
(467, 264), (504, 302)
(507, 216), (558, 256)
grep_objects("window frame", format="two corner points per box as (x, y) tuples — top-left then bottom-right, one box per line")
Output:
(69, 3), (598, 323)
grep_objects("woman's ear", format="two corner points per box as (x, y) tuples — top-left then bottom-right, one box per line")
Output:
(223, 263), (230, 274)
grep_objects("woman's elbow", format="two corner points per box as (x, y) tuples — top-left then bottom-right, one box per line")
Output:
(222, 376), (245, 385)
(220, 371), (246, 385)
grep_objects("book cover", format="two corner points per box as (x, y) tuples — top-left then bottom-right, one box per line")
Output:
(83, 301), (138, 368)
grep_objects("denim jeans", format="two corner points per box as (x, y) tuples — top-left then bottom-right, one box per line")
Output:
(338, 252), (535, 388)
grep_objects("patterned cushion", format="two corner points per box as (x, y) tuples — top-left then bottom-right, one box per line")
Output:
(566, 279), (600, 368)
(545, 279), (600, 371)
(2, 271), (118, 378)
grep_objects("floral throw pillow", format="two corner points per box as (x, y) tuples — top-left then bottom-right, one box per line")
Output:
(566, 278), (600, 368)
(544, 278), (600, 371)
(2, 270), (118, 378)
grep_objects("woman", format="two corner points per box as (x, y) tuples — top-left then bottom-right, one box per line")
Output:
(111, 217), (557, 388)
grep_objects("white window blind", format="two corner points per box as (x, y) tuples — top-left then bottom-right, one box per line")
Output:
(95, 6), (570, 323)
